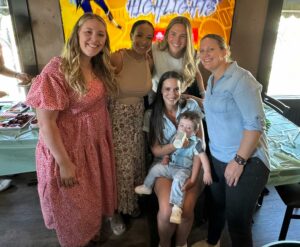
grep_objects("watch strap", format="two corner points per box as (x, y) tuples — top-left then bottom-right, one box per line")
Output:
(234, 154), (247, 166)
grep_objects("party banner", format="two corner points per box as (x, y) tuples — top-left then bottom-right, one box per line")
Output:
(60, 0), (236, 51)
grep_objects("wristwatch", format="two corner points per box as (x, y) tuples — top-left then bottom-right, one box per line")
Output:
(234, 154), (247, 166)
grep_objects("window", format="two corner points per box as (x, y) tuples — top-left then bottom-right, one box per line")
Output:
(0, 0), (26, 101)
(267, 0), (300, 97)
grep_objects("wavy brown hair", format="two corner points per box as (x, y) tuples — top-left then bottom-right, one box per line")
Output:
(60, 13), (117, 96)
(158, 16), (197, 90)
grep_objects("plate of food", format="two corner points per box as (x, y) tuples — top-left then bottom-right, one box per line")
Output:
(6, 102), (29, 113)
(0, 113), (34, 130)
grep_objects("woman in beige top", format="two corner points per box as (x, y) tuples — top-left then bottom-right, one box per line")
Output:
(109, 20), (154, 235)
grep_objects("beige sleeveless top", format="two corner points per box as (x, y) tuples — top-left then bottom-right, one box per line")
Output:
(115, 49), (152, 105)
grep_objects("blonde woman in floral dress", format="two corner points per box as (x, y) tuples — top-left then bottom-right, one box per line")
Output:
(26, 13), (117, 247)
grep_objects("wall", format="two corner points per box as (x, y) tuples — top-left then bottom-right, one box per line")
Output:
(28, 0), (269, 75)
(27, 0), (64, 72)
(230, 0), (269, 77)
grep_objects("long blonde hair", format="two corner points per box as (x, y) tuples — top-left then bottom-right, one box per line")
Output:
(60, 13), (117, 96)
(158, 16), (197, 89)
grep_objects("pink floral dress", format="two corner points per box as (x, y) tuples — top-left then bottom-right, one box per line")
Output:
(26, 57), (117, 247)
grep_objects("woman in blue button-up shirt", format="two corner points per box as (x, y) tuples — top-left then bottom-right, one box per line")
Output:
(193, 34), (270, 247)
(147, 71), (206, 247)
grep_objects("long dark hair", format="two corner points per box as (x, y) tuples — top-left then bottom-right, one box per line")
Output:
(149, 71), (186, 147)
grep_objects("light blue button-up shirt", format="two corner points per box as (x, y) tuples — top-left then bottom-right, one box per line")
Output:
(203, 62), (270, 168)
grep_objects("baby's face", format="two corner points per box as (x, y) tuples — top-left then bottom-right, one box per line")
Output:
(178, 118), (196, 138)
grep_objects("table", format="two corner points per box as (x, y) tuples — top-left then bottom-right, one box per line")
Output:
(0, 104), (300, 185)
(0, 127), (38, 176)
(0, 104), (38, 176)
(265, 104), (300, 186)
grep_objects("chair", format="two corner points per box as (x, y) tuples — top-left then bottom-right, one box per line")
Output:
(262, 240), (300, 247)
(261, 94), (300, 239)
(262, 92), (290, 117)
(275, 183), (300, 240)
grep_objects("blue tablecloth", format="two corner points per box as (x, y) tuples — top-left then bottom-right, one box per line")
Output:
(0, 127), (38, 176)
(265, 104), (300, 186)
(0, 103), (38, 176)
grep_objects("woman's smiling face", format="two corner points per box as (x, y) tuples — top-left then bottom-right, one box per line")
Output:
(161, 77), (181, 108)
(167, 23), (187, 58)
(199, 37), (227, 72)
(78, 18), (107, 59)
(131, 23), (154, 55)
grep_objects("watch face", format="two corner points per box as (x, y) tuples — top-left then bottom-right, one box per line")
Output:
(235, 155), (247, 166)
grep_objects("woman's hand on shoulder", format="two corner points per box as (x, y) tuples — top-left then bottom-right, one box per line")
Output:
(181, 93), (203, 109)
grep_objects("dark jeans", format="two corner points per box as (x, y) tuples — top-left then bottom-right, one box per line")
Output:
(207, 156), (270, 247)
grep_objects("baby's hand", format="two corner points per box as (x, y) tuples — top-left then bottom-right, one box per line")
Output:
(161, 155), (170, 165)
(203, 172), (213, 185)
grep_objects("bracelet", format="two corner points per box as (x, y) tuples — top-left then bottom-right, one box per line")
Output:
(234, 154), (247, 166)
(14, 72), (19, 78)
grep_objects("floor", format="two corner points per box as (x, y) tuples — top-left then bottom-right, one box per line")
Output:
(0, 172), (299, 247)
